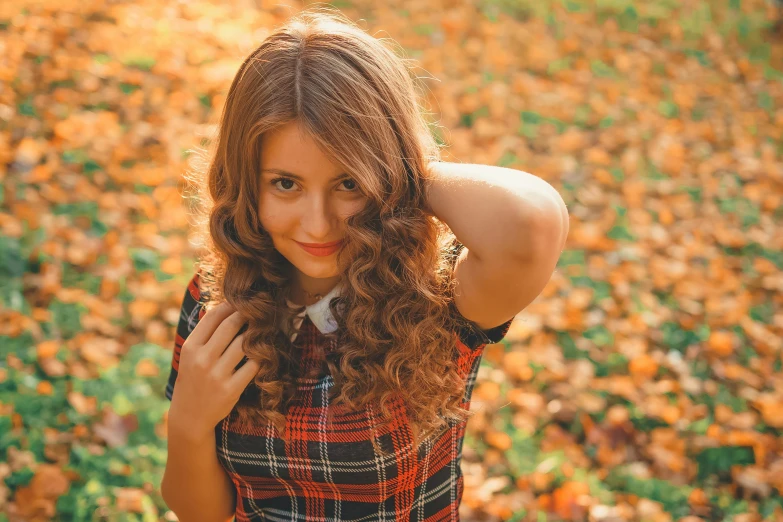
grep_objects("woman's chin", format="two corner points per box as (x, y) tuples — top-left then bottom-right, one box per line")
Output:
(291, 261), (340, 280)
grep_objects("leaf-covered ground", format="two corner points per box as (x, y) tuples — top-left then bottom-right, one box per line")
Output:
(1, 0), (782, 520)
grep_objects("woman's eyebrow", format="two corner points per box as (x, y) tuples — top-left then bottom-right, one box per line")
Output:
(261, 168), (348, 181)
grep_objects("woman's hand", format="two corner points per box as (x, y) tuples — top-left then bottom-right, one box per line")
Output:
(168, 302), (262, 442)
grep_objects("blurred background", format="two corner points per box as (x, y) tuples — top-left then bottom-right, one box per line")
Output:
(2, 0), (783, 520)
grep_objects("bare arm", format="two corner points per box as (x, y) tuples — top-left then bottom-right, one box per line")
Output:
(161, 423), (236, 522)
(161, 279), (262, 522)
(425, 161), (568, 329)
(425, 161), (567, 264)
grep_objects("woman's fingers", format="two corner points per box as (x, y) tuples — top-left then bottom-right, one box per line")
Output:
(212, 332), (249, 377)
(184, 301), (235, 347)
(186, 301), (261, 398)
(204, 311), (247, 360)
(230, 357), (262, 392)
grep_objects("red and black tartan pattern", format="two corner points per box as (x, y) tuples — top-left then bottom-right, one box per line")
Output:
(166, 273), (513, 521)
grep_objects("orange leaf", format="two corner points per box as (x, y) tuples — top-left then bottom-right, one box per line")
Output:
(36, 341), (59, 360)
(707, 331), (735, 357)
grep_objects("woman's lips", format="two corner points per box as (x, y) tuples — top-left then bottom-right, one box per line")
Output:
(295, 240), (344, 257)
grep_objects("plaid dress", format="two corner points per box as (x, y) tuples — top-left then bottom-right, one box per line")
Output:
(166, 272), (513, 521)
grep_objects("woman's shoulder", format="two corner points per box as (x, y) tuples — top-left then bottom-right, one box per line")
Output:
(188, 268), (215, 302)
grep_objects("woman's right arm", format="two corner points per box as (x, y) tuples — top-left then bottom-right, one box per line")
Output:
(161, 423), (236, 522)
(159, 273), (260, 522)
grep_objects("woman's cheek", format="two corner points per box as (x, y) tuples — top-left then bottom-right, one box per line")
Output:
(340, 198), (367, 221)
(258, 196), (284, 231)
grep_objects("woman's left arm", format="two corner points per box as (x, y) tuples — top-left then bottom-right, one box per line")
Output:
(424, 161), (569, 330)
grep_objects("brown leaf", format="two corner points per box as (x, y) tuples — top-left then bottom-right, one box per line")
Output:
(93, 408), (139, 448)
(114, 487), (154, 514)
(67, 392), (97, 416)
(12, 464), (70, 521)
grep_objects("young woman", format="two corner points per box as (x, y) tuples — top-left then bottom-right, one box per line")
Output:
(161, 8), (568, 522)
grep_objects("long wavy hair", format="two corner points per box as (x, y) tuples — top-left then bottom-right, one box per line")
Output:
(185, 7), (478, 455)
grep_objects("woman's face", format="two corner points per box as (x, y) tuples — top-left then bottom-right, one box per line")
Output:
(258, 121), (367, 287)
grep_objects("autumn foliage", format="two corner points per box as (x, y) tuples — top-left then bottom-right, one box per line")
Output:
(1, 0), (783, 520)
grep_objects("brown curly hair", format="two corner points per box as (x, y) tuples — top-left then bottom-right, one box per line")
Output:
(184, 7), (481, 456)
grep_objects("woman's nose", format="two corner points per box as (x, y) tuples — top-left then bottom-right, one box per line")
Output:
(301, 196), (335, 238)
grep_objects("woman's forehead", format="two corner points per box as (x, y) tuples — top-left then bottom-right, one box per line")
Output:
(261, 122), (346, 178)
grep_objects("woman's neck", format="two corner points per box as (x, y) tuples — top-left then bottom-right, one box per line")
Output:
(288, 281), (340, 307)
(288, 289), (325, 308)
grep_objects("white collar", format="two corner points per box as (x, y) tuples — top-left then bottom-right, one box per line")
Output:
(284, 281), (344, 335)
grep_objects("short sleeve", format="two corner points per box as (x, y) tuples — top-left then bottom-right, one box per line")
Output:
(165, 272), (208, 401)
(455, 316), (514, 351)
(447, 238), (515, 351)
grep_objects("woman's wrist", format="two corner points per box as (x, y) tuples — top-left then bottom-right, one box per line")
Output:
(167, 408), (216, 447)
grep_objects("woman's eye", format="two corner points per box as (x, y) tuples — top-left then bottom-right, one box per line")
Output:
(272, 178), (296, 191)
(341, 179), (358, 191)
